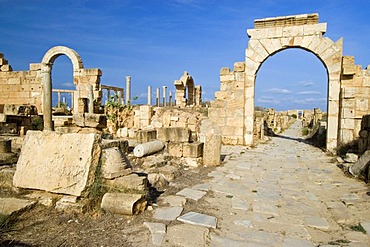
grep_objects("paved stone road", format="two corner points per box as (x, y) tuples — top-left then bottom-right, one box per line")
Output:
(148, 121), (370, 246)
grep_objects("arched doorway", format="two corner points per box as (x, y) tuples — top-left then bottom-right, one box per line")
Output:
(244, 14), (342, 152)
(40, 46), (84, 130)
(255, 48), (328, 112)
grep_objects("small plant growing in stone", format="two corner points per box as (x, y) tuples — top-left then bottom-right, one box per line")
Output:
(302, 127), (309, 136)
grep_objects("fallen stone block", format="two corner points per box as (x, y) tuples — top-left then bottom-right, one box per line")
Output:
(137, 129), (157, 143)
(101, 147), (131, 179)
(134, 140), (164, 158)
(0, 197), (36, 218)
(101, 193), (147, 215)
(183, 157), (203, 167)
(349, 150), (370, 177)
(157, 127), (190, 143)
(183, 142), (204, 158)
(344, 152), (358, 163)
(147, 173), (169, 190)
(13, 131), (101, 197)
(106, 173), (148, 193)
(168, 142), (183, 157)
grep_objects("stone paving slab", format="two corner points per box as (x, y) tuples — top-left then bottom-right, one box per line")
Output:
(234, 219), (253, 228)
(210, 233), (246, 247)
(147, 121), (370, 246)
(176, 188), (206, 201)
(177, 211), (217, 229)
(153, 206), (183, 221)
(143, 222), (166, 246)
(161, 195), (186, 207)
(164, 224), (209, 247)
(305, 217), (330, 229)
(232, 197), (249, 210)
(281, 237), (314, 247)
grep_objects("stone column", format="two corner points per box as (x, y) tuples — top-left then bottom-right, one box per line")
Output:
(169, 91), (173, 107)
(147, 86), (152, 105)
(133, 140), (164, 157)
(88, 85), (94, 113)
(41, 63), (53, 131)
(126, 76), (131, 106)
(156, 88), (160, 107)
(57, 91), (61, 108)
(162, 86), (167, 107)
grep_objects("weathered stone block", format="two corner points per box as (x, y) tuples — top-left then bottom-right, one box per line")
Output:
(0, 58), (8, 65)
(183, 142), (203, 158)
(157, 127), (190, 143)
(101, 147), (131, 179)
(234, 62), (245, 72)
(215, 91), (228, 100)
(137, 129), (157, 143)
(220, 67), (230, 75)
(0, 114), (6, 123)
(203, 134), (221, 167)
(101, 193), (146, 215)
(106, 174), (148, 193)
(168, 142), (183, 157)
(13, 131), (101, 197)
(1, 65), (12, 72)
(29, 63), (41, 71)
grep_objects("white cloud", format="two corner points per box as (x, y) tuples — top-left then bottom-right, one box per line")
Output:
(267, 88), (291, 94)
(293, 98), (326, 104)
(257, 96), (280, 104)
(60, 82), (74, 88)
(297, 91), (321, 95)
(297, 81), (315, 87)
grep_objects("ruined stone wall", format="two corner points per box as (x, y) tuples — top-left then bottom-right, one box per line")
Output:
(339, 56), (370, 144)
(149, 107), (206, 137)
(0, 54), (42, 111)
(208, 62), (245, 145)
(0, 52), (102, 114)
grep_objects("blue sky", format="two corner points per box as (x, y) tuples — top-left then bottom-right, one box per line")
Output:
(0, 1), (369, 111)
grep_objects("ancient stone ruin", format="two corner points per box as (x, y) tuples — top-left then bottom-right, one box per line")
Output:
(1, 12), (370, 246)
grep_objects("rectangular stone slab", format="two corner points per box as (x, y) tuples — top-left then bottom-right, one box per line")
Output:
(13, 131), (101, 197)
(177, 211), (217, 229)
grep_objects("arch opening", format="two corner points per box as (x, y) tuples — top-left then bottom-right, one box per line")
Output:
(255, 48), (329, 147)
(41, 46), (84, 130)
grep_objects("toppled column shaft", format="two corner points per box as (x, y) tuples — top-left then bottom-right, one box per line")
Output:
(134, 140), (164, 157)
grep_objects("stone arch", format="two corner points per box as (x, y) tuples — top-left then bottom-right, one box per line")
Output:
(41, 46), (84, 73)
(244, 13), (342, 152)
(174, 71), (195, 107)
(40, 46), (84, 130)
